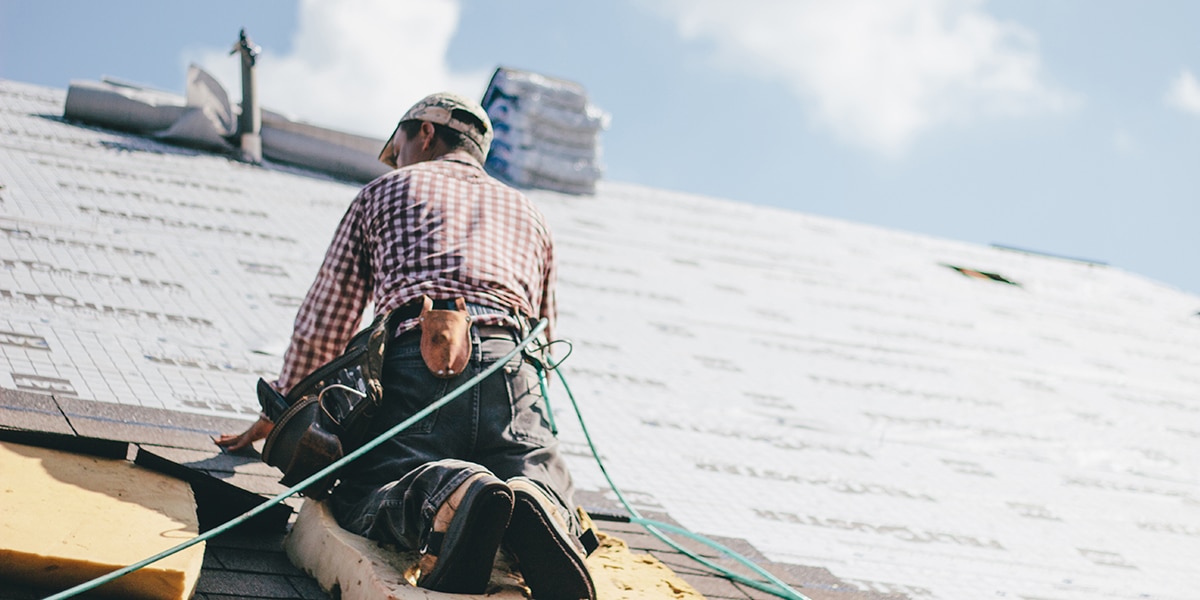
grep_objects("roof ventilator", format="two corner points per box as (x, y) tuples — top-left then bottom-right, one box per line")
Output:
(231, 28), (263, 164)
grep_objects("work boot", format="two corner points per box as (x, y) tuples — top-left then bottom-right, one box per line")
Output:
(417, 472), (514, 594)
(503, 477), (596, 600)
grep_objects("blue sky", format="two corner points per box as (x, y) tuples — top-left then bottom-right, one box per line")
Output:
(2, 0), (1198, 296)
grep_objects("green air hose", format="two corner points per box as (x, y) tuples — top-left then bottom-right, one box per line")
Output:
(543, 361), (812, 600)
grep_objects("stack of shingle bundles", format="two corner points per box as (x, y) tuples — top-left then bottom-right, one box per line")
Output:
(481, 67), (609, 195)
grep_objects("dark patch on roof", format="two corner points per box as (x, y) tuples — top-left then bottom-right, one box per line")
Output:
(943, 263), (1020, 286)
(0, 427), (127, 459)
(135, 448), (292, 533)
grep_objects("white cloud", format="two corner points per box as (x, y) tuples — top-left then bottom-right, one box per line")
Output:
(187, 0), (489, 138)
(649, 0), (1074, 155)
(1165, 69), (1200, 116)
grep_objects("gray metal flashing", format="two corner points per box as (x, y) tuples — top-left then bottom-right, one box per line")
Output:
(60, 71), (388, 183)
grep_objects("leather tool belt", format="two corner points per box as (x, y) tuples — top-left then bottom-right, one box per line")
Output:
(259, 309), (401, 497)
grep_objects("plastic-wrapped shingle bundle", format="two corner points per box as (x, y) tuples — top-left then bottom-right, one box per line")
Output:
(482, 67), (610, 195)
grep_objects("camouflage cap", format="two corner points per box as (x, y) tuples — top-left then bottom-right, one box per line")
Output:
(397, 91), (493, 158)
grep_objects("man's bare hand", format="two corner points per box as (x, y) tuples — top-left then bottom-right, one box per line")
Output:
(214, 415), (274, 452)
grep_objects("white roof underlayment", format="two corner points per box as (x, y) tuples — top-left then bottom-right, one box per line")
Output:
(1, 78), (1199, 600)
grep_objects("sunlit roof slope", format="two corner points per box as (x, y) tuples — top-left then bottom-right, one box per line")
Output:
(2, 78), (1199, 600)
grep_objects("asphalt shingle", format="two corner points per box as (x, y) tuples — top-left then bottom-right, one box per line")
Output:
(0, 388), (73, 434)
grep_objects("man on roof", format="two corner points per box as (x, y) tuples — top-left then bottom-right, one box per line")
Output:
(217, 92), (594, 599)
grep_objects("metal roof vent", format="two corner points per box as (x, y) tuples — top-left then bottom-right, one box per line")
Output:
(231, 29), (262, 164)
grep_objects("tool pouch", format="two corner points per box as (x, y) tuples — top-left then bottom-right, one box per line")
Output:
(262, 396), (343, 493)
(260, 310), (399, 498)
(419, 296), (472, 378)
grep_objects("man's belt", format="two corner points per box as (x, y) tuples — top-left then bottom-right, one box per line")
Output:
(393, 296), (510, 321)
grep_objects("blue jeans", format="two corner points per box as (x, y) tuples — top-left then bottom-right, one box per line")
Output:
(328, 325), (580, 551)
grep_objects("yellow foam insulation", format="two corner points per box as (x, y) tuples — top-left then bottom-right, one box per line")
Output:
(588, 532), (704, 600)
(0, 441), (204, 600)
(285, 499), (704, 600)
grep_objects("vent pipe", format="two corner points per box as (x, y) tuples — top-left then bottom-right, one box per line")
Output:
(231, 29), (262, 163)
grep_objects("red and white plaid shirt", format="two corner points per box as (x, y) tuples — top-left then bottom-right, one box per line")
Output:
(275, 151), (556, 394)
